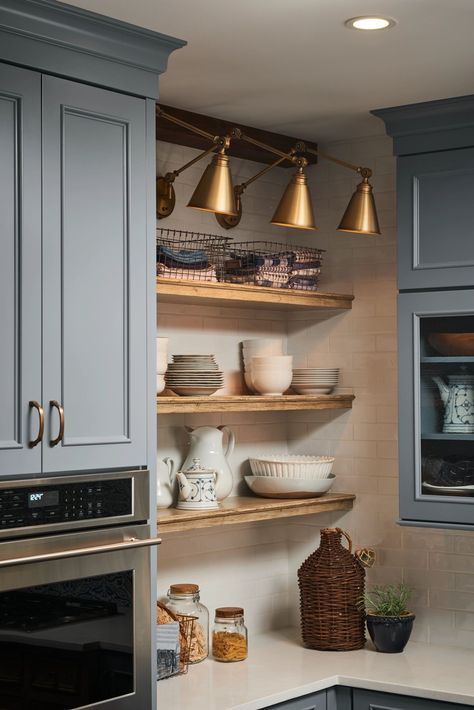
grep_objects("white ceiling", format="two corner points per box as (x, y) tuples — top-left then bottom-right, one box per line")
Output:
(63, 0), (474, 142)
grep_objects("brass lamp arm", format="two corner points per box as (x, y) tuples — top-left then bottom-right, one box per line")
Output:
(163, 140), (222, 183)
(237, 151), (297, 194)
(302, 144), (372, 179)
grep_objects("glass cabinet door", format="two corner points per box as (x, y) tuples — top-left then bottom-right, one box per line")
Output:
(399, 290), (474, 527)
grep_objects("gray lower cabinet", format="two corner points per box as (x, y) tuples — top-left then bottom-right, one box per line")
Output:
(0, 63), (42, 476)
(264, 689), (327, 709)
(0, 64), (148, 475)
(398, 289), (474, 529)
(352, 689), (469, 710)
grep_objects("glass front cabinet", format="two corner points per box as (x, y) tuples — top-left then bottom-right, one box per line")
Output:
(398, 289), (474, 528)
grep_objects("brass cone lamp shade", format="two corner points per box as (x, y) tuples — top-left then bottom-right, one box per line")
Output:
(270, 170), (317, 230)
(187, 153), (238, 216)
(337, 178), (380, 235)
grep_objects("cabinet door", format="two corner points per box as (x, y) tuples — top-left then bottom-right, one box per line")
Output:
(398, 289), (474, 527)
(264, 690), (327, 709)
(353, 688), (464, 709)
(0, 63), (42, 477)
(398, 148), (474, 290)
(42, 76), (147, 472)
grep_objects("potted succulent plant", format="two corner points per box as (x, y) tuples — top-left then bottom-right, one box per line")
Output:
(360, 583), (415, 653)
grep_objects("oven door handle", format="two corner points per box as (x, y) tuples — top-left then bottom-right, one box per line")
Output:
(0, 536), (162, 568)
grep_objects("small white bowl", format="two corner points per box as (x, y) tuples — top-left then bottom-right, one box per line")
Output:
(156, 337), (169, 352)
(249, 455), (334, 479)
(245, 474), (335, 499)
(251, 369), (292, 396)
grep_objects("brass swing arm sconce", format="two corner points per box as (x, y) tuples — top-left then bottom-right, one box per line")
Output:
(156, 106), (380, 235)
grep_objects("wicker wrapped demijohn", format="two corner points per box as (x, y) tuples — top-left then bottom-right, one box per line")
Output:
(298, 527), (375, 651)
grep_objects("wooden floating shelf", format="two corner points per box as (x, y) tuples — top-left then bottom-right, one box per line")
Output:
(158, 494), (356, 533)
(156, 278), (354, 310)
(422, 432), (474, 441)
(157, 393), (355, 414)
(421, 356), (474, 363)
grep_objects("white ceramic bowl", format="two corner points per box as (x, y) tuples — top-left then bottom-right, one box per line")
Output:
(156, 337), (168, 352)
(249, 455), (335, 479)
(245, 474), (335, 499)
(242, 338), (283, 350)
(157, 374), (166, 395)
(251, 369), (292, 396)
(252, 355), (293, 368)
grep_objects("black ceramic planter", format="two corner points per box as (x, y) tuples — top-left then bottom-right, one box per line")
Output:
(366, 613), (415, 653)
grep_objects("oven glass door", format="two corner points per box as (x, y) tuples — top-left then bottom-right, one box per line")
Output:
(0, 527), (154, 710)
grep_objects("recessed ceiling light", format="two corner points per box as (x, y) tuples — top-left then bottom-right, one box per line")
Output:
(345, 16), (396, 31)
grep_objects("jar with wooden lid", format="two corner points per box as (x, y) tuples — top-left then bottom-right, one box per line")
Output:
(166, 584), (208, 663)
(212, 607), (248, 662)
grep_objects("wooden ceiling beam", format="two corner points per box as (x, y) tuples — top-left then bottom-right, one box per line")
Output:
(156, 104), (318, 168)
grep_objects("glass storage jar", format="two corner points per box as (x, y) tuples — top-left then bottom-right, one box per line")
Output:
(166, 583), (208, 663)
(212, 607), (248, 662)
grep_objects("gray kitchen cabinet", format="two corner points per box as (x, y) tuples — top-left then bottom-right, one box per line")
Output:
(264, 689), (327, 709)
(374, 95), (474, 292)
(0, 0), (184, 478)
(0, 63), (42, 476)
(353, 688), (468, 710)
(42, 76), (148, 472)
(375, 96), (474, 530)
(398, 289), (474, 529)
(396, 147), (474, 291)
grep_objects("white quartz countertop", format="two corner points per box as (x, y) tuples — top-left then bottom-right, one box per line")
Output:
(157, 627), (474, 709)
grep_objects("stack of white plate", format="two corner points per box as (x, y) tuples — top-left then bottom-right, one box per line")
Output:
(165, 355), (224, 396)
(291, 368), (339, 395)
(242, 339), (284, 393)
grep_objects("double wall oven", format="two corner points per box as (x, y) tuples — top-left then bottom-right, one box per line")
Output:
(0, 469), (159, 710)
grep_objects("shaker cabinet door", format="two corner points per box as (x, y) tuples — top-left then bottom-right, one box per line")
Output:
(42, 76), (148, 472)
(398, 289), (474, 528)
(353, 688), (466, 710)
(397, 148), (474, 291)
(0, 63), (42, 477)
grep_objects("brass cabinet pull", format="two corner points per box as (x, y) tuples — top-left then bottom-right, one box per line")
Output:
(50, 400), (65, 446)
(29, 401), (44, 448)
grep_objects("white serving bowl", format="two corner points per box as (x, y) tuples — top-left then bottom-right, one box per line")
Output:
(249, 455), (335, 479)
(242, 338), (283, 351)
(245, 474), (335, 499)
(251, 369), (292, 396)
(156, 337), (168, 352)
(244, 371), (257, 393)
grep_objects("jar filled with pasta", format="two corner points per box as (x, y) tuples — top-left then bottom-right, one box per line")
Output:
(212, 607), (248, 662)
(166, 584), (209, 663)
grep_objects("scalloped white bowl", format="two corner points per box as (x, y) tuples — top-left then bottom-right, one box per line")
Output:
(249, 454), (335, 479)
(245, 474), (335, 499)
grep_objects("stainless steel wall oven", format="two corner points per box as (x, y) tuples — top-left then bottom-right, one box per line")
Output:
(0, 469), (158, 709)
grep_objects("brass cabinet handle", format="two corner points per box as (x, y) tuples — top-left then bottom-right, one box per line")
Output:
(29, 401), (44, 448)
(50, 400), (65, 446)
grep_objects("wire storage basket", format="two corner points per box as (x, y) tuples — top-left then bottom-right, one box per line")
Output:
(221, 240), (325, 291)
(156, 228), (231, 283)
(156, 602), (197, 680)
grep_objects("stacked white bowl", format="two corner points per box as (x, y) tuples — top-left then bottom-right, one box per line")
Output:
(245, 453), (336, 498)
(291, 368), (339, 395)
(156, 337), (168, 394)
(241, 339), (285, 394)
(251, 355), (293, 396)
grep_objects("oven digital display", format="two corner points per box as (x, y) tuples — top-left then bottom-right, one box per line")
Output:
(28, 491), (59, 508)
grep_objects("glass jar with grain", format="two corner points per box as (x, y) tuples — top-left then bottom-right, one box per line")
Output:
(166, 584), (208, 663)
(212, 607), (248, 662)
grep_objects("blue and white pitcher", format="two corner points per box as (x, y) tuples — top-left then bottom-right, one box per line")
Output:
(433, 375), (474, 433)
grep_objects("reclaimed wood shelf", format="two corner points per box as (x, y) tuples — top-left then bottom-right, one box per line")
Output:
(158, 494), (356, 533)
(156, 278), (354, 310)
(157, 393), (355, 414)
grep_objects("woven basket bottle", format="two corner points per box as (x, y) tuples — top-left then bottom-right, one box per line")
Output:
(298, 527), (375, 651)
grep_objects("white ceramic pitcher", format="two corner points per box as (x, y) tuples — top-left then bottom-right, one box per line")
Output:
(182, 425), (235, 500)
(157, 457), (175, 509)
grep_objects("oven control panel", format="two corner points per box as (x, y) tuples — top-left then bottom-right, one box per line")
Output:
(0, 478), (132, 531)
